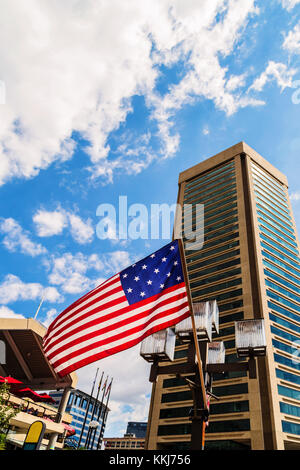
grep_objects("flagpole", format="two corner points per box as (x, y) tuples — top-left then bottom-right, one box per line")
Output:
(85, 371), (104, 449)
(87, 375), (108, 449)
(92, 377), (108, 449)
(77, 367), (99, 449)
(89, 373), (107, 450)
(85, 372), (105, 449)
(96, 378), (113, 450)
(178, 238), (207, 411)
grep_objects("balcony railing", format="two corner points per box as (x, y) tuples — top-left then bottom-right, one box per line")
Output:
(5, 392), (59, 422)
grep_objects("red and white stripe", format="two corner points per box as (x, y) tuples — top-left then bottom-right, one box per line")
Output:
(43, 274), (190, 377)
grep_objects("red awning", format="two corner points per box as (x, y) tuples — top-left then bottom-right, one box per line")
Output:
(14, 387), (44, 402)
(0, 376), (24, 390)
(62, 423), (76, 437)
(38, 393), (56, 404)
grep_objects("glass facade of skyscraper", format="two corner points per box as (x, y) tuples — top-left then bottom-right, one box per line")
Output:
(146, 142), (300, 450)
(251, 161), (300, 438)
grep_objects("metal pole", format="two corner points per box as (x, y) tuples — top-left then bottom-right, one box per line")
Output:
(178, 239), (207, 410)
(96, 378), (113, 450)
(85, 372), (105, 449)
(47, 386), (71, 450)
(77, 367), (99, 449)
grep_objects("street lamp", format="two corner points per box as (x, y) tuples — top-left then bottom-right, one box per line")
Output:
(140, 328), (176, 363)
(141, 305), (267, 450)
(209, 299), (219, 335)
(175, 301), (212, 341)
(235, 319), (266, 358)
(207, 342), (225, 365)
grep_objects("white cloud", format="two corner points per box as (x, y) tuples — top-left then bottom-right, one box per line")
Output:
(68, 214), (94, 244)
(248, 61), (297, 92)
(0, 274), (62, 304)
(290, 191), (300, 201)
(281, 0), (300, 10)
(202, 126), (210, 136)
(45, 250), (131, 295)
(107, 251), (131, 274)
(33, 209), (67, 237)
(0, 217), (46, 256)
(42, 308), (58, 328)
(0, 305), (25, 319)
(283, 22), (300, 55)
(33, 207), (94, 244)
(0, 0), (267, 186)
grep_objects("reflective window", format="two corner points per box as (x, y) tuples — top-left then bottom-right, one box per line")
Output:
(271, 326), (300, 343)
(256, 202), (293, 231)
(280, 402), (300, 417)
(254, 186), (290, 216)
(184, 171), (236, 201)
(187, 241), (239, 265)
(267, 291), (300, 314)
(188, 258), (241, 281)
(278, 385), (300, 400)
(276, 369), (300, 386)
(257, 211), (294, 238)
(255, 194), (292, 223)
(261, 244), (300, 270)
(282, 420), (300, 435)
(262, 251), (300, 277)
(161, 391), (192, 403)
(273, 339), (300, 356)
(270, 312), (300, 335)
(184, 183), (236, 205)
(263, 260), (300, 286)
(188, 249), (240, 272)
(190, 268), (241, 289)
(274, 353), (300, 371)
(186, 161), (235, 190)
(260, 225), (298, 251)
(212, 383), (248, 397)
(219, 299), (243, 312)
(266, 280), (300, 304)
(253, 179), (288, 209)
(192, 278), (242, 298)
(206, 419), (250, 434)
(269, 301), (300, 324)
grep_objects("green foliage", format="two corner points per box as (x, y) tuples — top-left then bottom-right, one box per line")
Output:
(0, 433), (6, 451)
(0, 383), (19, 434)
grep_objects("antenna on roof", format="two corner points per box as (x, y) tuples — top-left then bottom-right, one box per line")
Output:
(34, 293), (45, 320)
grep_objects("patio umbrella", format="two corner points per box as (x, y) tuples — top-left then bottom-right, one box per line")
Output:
(62, 423), (76, 437)
(37, 393), (56, 404)
(14, 387), (44, 402)
(0, 376), (24, 390)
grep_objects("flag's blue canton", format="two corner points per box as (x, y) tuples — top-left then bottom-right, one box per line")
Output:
(120, 240), (184, 305)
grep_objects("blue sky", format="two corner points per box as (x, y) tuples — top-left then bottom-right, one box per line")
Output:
(0, 0), (300, 437)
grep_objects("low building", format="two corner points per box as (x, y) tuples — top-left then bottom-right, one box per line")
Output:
(0, 318), (77, 450)
(104, 434), (145, 450)
(49, 388), (109, 450)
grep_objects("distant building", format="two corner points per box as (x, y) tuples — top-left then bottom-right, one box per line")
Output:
(49, 388), (109, 450)
(104, 435), (145, 450)
(126, 422), (148, 438)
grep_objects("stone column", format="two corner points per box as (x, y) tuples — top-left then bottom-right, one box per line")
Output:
(47, 386), (71, 450)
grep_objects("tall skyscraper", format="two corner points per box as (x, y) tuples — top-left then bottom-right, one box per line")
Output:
(146, 142), (300, 450)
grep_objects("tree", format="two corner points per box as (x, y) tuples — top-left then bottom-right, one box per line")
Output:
(0, 383), (19, 450)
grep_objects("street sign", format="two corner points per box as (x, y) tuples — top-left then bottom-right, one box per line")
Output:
(22, 421), (46, 450)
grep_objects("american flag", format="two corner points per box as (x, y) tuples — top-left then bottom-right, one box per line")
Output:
(43, 240), (190, 377)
